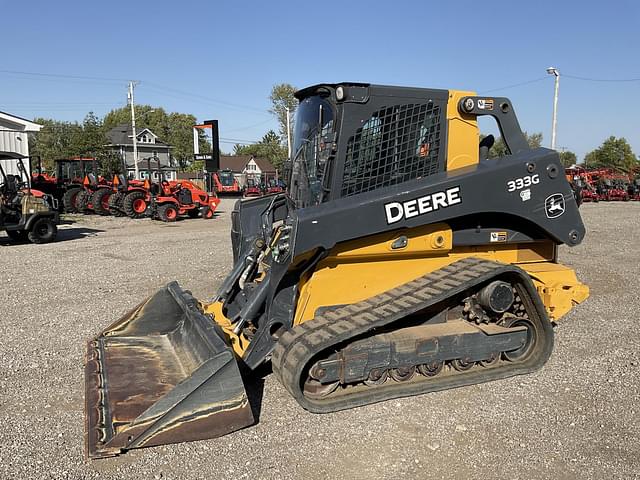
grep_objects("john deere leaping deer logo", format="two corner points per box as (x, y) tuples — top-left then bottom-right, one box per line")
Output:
(545, 193), (565, 219)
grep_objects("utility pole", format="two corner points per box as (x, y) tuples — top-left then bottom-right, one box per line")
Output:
(285, 106), (292, 158)
(546, 67), (560, 150)
(128, 81), (140, 179)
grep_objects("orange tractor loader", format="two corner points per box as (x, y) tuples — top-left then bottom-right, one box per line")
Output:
(147, 161), (220, 221)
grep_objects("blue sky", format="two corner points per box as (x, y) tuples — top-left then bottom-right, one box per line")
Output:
(1, 0), (638, 159)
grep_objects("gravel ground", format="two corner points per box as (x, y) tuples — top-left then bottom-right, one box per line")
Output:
(0, 199), (638, 480)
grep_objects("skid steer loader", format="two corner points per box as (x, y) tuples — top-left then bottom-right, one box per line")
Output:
(84, 83), (589, 458)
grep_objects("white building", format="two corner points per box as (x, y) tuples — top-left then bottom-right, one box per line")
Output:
(0, 111), (42, 175)
(219, 155), (277, 187)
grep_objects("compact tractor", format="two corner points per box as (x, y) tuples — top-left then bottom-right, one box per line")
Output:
(85, 83), (589, 459)
(1, 155), (59, 244)
(146, 160), (220, 221)
(31, 157), (96, 212)
(106, 157), (150, 218)
(70, 158), (116, 214)
(108, 175), (148, 217)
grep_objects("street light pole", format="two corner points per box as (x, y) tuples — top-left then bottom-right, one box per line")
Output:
(546, 67), (560, 150)
(285, 106), (292, 158)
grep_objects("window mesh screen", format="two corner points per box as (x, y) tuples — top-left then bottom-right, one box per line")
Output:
(341, 102), (442, 197)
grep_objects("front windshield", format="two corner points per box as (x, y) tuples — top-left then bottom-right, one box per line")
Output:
(219, 171), (234, 186)
(289, 95), (335, 207)
(59, 160), (90, 181)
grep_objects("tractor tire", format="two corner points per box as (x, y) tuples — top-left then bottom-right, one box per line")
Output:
(204, 206), (215, 219)
(123, 191), (148, 218)
(108, 192), (126, 217)
(28, 218), (57, 244)
(76, 190), (92, 214)
(157, 203), (178, 222)
(6, 229), (28, 242)
(63, 187), (82, 213)
(92, 188), (112, 216)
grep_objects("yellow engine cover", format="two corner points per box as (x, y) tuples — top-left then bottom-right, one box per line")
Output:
(293, 225), (588, 326)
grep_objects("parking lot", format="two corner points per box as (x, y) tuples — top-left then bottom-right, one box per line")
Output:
(0, 199), (639, 480)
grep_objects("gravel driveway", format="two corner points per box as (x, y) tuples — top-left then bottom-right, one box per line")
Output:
(0, 199), (638, 479)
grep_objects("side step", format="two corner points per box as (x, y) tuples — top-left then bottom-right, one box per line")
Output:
(84, 282), (254, 459)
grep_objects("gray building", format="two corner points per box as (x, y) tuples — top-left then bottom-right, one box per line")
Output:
(105, 124), (177, 180)
(0, 111), (42, 176)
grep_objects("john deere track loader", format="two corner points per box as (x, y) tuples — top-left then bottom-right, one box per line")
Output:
(84, 83), (589, 458)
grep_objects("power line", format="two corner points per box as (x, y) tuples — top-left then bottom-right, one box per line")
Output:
(143, 82), (271, 115)
(0, 101), (122, 106)
(219, 136), (260, 144)
(563, 74), (640, 82)
(479, 76), (549, 94)
(223, 118), (274, 133)
(219, 139), (258, 145)
(0, 68), (272, 116)
(0, 69), (131, 83)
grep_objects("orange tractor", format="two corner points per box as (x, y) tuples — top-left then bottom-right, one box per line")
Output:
(75, 159), (115, 215)
(107, 174), (147, 217)
(115, 157), (220, 221)
(107, 157), (152, 218)
(31, 157), (97, 213)
(149, 178), (220, 221)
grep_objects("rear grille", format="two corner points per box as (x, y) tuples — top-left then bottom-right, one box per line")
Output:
(341, 102), (442, 197)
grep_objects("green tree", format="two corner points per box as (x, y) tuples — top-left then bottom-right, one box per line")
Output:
(97, 150), (124, 176)
(29, 118), (83, 170)
(234, 130), (288, 170)
(559, 150), (578, 167)
(185, 159), (204, 173)
(484, 131), (543, 158)
(76, 112), (108, 156)
(583, 136), (638, 171)
(269, 83), (297, 143)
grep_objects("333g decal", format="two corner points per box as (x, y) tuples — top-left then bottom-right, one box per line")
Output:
(507, 174), (540, 192)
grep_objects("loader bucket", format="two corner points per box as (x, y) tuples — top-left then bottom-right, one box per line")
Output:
(84, 282), (254, 459)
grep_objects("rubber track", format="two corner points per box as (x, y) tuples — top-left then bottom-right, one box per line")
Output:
(271, 257), (553, 413)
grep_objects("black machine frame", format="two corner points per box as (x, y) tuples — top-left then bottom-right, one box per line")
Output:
(223, 83), (585, 368)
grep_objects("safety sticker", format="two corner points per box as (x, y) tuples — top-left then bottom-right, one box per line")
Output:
(490, 231), (508, 242)
(520, 189), (531, 201)
(477, 99), (494, 110)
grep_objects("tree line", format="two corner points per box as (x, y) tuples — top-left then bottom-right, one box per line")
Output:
(28, 83), (297, 175)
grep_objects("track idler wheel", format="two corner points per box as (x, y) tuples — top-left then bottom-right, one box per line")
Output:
(303, 378), (339, 400)
(502, 317), (536, 362)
